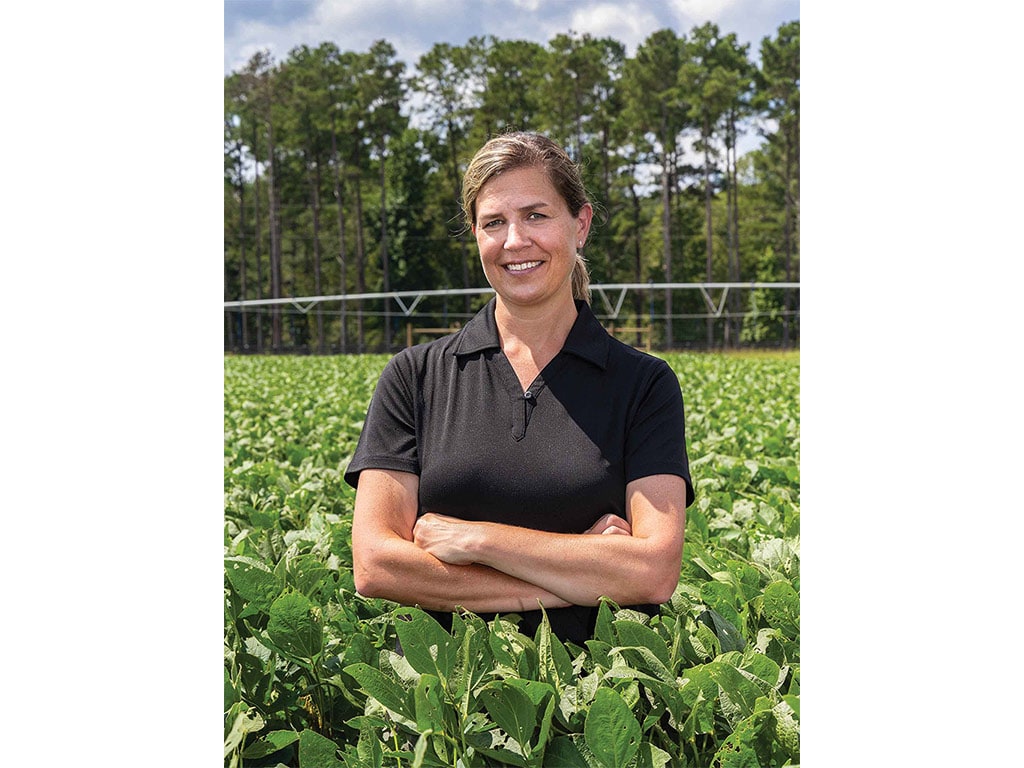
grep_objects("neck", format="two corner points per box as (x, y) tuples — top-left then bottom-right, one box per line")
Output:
(493, 293), (579, 378)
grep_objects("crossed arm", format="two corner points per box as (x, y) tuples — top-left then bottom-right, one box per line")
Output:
(351, 468), (686, 614)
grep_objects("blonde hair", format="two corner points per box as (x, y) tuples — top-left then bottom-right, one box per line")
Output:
(462, 132), (592, 304)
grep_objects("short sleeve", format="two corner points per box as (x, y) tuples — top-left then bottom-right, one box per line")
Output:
(623, 361), (695, 507)
(343, 352), (420, 488)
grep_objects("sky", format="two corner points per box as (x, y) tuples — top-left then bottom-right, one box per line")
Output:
(223, 0), (800, 159)
(224, 0), (800, 76)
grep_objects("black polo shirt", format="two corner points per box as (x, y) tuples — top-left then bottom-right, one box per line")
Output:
(344, 299), (694, 644)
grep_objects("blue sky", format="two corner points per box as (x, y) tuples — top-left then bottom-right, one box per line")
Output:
(224, 0), (800, 75)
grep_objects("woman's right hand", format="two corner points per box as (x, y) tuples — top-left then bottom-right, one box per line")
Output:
(584, 513), (632, 536)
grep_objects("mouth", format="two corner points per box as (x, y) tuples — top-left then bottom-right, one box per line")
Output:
(503, 260), (543, 272)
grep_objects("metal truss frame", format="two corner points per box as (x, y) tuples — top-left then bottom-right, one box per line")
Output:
(223, 282), (800, 320)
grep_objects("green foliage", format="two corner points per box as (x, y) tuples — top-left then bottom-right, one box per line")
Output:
(225, 22), (800, 353)
(224, 352), (799, 766)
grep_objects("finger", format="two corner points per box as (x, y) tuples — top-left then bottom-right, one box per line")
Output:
(587, 514), (631, 534)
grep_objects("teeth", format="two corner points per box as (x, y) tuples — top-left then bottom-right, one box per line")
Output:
(505, 261), (541, 272)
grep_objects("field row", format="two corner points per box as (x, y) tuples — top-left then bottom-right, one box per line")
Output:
(224, 352), (800, 767)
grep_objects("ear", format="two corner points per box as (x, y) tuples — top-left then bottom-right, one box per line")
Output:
(576, 203), (593, 244)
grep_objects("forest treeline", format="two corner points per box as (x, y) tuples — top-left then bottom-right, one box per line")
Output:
(224, 20), (799, 353)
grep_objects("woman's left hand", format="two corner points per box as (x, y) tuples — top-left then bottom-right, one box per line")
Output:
(412, 512), (482, 565)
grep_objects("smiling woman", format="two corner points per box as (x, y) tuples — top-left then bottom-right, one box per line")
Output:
(344, 131), (695, 646)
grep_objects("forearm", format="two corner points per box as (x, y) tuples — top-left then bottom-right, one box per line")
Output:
(354, 535), (571, 613)
(468, 524), (680, 606)
(414, 476), (687, 607)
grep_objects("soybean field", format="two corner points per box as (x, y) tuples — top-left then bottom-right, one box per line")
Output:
(224, 351), (800, 768)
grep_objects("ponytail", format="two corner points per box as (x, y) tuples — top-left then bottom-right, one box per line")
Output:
(571, 252), (591, 305)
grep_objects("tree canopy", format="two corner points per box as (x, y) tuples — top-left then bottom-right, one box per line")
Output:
(224, 21), (800, 352)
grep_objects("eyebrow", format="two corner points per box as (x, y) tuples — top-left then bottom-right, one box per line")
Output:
(477, 200), (553, 221)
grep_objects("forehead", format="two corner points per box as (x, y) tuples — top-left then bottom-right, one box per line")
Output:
(475, 166), (563, 213)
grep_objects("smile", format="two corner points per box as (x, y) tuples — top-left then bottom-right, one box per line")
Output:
(504, 261), (542, 272)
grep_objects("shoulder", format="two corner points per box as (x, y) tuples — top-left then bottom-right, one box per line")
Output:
(605, 335), (678, 383)
(380, 330), (465, 382)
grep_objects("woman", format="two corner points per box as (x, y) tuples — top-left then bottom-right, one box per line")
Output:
(344, 132), (695, 645)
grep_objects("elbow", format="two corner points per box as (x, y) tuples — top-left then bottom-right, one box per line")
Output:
(353, 555), (389, 599)
(353, 567), (375, 598)
(637, 551), (683, 605)
(645, 575), (679, 606)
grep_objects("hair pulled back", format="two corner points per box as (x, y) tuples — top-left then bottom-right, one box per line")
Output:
(461, 132), (592, 304)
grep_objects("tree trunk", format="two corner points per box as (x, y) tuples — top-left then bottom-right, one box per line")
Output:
(703, 117), (714, 349)
(447, 121), (472, 315)
(627, 175), (644, 348)
(330, 119), (348, 353)
(601, 127), (613, 279)
(267, 125), (283, 352)
(253, 123), (264, 353)
(782, 124), (795, 348)
(661, 116), (673, 348)
(379, 141), (392, 350)
(236, 145), (248, 350)
(725, 114), (739, 347)
(310, 154), (325, 353)
(352, 165), (367, 352)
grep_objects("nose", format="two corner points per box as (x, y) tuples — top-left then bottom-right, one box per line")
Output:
(504, 221), (531, 251)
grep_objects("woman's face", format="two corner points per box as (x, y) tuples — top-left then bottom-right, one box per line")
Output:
(472, 165), (592, 312)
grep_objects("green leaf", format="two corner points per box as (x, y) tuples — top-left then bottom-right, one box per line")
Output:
(225, 556), (282, 613)
(584, 687), (641, 768)
(343, 662), (414, 721)
(413, 673), (447, 764)
(449, 612), (489, 704)
(480, 681), (538, 753)
(725, 560), (763, 602)
(393, 607), (456, 681)
(267, 592), (323, 660)
(736, 651), (783, 696)
(613, 619), (670, 667)
(297, 729), (343, 768)
(635, 741), (672, 768)
(698, 607), (746, 653)
(762, 580), (800, 638)
(546, 735), (596, 767)
(411, 730), (431, 768)
(583, 638), (614, 670)
(287, 553), (333, 598)
(608, 644), (672, 683)
(708, 660), (761, 727)
(465, 729), (530, 768)
(678, 666), (718, 734)
(536, 609), (574, 691)
(700, 582), (744, 641)
(224, 707), (264, 759)
(603, 667), (685, 725)
(594, 599), (617, 645)
(533, 684), (557, 763)
(240, 729), (300, 759)
(769, 697), (800, 760)
(712, 710), (775, 768)
(356, 722), (384, 768)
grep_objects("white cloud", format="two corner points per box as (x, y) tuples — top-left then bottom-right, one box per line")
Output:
(224, 0), (798, 74)
(667, 0), (739, 21)
(568, 2), (665, 55)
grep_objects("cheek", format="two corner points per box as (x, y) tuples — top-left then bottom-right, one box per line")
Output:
(476, 235), (500, 261)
